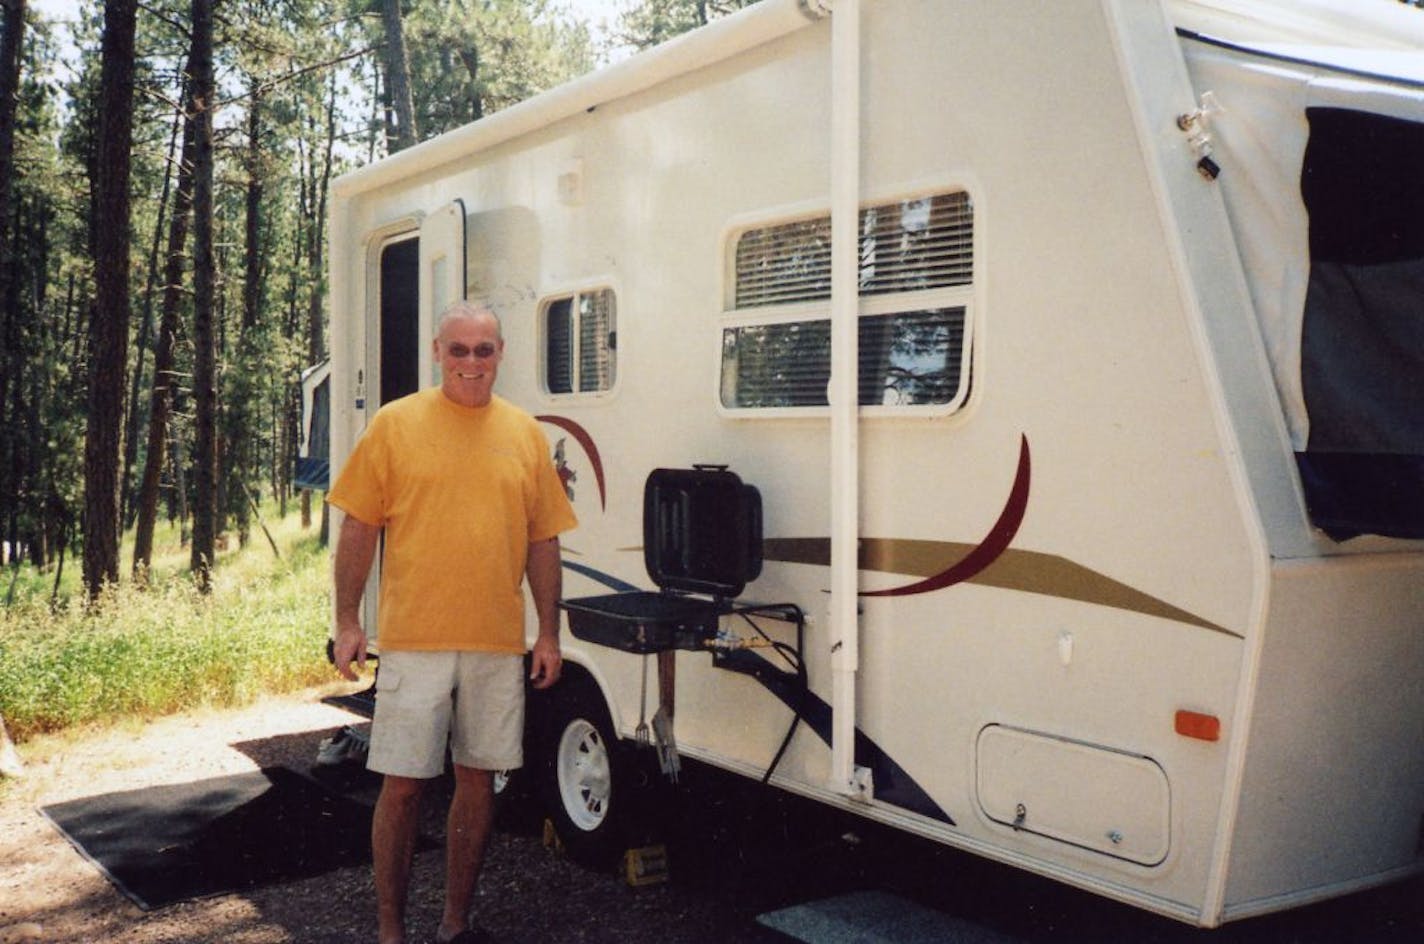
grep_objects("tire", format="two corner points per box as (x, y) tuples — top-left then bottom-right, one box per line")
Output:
(492, 764), (541, 834)
(534, 674), (636, 869)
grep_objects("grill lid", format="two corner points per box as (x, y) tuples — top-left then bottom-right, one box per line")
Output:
(643, 465), (762, 599)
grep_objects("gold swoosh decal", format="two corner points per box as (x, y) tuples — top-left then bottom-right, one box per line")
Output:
(761, 537), (1240, 638)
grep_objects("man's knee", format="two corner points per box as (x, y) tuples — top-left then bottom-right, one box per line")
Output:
(450, 765), (495, 802)
(379, 773), (427, 808)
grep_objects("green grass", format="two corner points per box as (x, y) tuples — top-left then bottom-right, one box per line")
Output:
(0, 506), (334, 744)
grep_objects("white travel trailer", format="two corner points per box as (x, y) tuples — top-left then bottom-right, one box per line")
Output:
(325, 0), (1424, 927)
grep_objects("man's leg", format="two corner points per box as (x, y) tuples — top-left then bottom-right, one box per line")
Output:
(437, 764), (496, 942)
(373, 773), (426, 944)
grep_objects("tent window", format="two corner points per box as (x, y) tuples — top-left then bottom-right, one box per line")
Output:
(1297, 106), (1424, 540)
(723, 190), (974, 414)
(308, 378), (330, 459)
(543, 288), (616, 396)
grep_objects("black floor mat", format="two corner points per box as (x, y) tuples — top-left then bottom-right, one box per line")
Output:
(323, 682), (376, 718)
(41, 766), (379, 910)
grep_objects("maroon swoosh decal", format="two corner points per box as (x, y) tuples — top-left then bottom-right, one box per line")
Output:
(860, 435), (1030, 597)
(536, 415), (607, 511)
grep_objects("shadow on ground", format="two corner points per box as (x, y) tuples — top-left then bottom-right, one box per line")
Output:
(656, 760), (1424, 944)
(224, 722), (1423, 944)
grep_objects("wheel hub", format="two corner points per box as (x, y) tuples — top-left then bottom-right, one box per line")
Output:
(557, 718), (611, 831)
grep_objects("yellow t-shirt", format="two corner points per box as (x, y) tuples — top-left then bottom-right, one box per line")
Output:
(328, 389), (577, 653)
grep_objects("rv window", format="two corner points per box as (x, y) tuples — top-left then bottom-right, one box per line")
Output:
(724, 189), (974, 413)
(541, 288), (617, 396)
(720, 308), (965, 409)
(734, 192), (973, 308)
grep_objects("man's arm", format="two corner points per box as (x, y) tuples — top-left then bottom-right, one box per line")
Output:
(526, 536), (564, 689)
(332, 513), (381, 681)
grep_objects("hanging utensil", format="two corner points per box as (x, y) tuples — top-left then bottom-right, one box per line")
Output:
(635, 654), (650, 746)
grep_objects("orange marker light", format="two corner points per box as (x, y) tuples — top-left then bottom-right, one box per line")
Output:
(1175, 710), (1221, 742)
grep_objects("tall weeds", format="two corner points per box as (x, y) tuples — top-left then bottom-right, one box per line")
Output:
(0, 510), (332, 743)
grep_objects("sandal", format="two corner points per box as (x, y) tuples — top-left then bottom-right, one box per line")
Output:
(434, 927), (493, 944)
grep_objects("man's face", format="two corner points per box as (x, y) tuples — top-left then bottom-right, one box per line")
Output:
(436, 311), (504, 407)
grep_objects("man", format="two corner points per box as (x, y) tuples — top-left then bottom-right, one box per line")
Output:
(329, 300), (577, 944)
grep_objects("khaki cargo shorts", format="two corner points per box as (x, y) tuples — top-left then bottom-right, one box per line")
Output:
(367, 650), (524, 779)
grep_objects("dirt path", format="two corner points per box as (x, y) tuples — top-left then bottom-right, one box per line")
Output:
(0, 683), (767, 944)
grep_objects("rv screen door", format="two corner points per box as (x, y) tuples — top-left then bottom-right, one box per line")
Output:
(378, 237), (419, 405)
(418, 199), (468, 386)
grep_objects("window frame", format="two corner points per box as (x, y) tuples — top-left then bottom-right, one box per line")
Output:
(718, 188), (979, 420)
(538, 284), (619, 399)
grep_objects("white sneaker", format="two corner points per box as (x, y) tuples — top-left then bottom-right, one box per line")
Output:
(316, 726), (370, 766)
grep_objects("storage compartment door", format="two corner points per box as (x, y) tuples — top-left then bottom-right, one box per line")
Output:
(417, 199), (468, 388)
(976, 725), (1171, 866)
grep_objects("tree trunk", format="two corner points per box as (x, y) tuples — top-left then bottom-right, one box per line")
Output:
(456, 46), (482, 121)
(377, 0), (418, 151)
(189, 0), (218, 591)
(169, 413), (190, 545)
(226, 83), (264, 550)
(0, 0), (24, 284)
(83, 0), (140, 598)
(132, 75), (197, 579)
(310, 69), (335, 365)
(303, 67), (338, 536)
(0, 1), (26, 574)
(288, 136), (308, 528)
(121, 91), (185, 529)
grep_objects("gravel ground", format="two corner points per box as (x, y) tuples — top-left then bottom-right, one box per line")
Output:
(3, 682), (1422, 944)
(0, 682), (792, 944)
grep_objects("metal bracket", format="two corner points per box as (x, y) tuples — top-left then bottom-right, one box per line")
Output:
(849, 764), (874, 801)
(1177, 91), (1225, 180)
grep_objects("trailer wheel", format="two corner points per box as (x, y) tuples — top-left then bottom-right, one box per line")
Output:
(535, 676), (631, 868)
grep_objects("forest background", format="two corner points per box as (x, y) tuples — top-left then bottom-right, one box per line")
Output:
(0, 0), (759, 604)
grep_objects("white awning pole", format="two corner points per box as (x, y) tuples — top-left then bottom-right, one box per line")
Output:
(827, 0), (865, 800)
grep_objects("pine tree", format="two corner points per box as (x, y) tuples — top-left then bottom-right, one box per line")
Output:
(82, 0), (140, 597)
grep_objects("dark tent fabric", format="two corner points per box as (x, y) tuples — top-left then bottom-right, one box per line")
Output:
(1297, 107), (1424, 540)
(295, 364), (330, 491)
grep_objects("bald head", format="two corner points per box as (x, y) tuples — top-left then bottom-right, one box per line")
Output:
(437, 299), (502, 340)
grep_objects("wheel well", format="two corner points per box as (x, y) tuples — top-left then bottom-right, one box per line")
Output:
(526, 657), (609, 739)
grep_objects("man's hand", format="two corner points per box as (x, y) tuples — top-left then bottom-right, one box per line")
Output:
(529, 633), (562, 690)
(333, 620), (368, 682)
(331, 513), (380, 682)
(525, 537), (564, 690)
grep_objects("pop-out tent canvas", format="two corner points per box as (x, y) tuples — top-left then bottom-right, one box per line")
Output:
(1170, 5), (1424, 539)
(295, 359), (330, 492)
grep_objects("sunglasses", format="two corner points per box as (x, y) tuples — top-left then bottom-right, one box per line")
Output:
(445, 342), (499, 360)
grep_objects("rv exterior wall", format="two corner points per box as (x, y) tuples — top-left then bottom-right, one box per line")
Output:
(1222, 554), (1424, 918)
(326, 0), (1424, 926)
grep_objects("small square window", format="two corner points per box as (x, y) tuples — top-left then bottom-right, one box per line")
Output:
(542, 288), (616, 395)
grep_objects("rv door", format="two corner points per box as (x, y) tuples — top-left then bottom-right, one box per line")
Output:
(418, 199), (469, 386)
(356, 199), (467, 650)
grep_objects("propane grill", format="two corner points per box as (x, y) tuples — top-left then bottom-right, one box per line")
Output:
(561, 465), (762, 653)
(560, 464), (806, 785)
